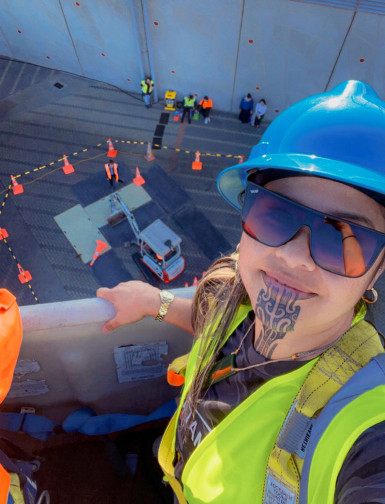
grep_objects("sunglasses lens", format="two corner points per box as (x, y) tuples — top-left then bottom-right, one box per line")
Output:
(242, 188), (303, 246)
(312, 219), (378, 276)
(311, 220), (358, 276)
(242, 184), (383, 277)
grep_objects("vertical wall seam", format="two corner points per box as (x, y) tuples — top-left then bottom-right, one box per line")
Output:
(142, 0), (158, 102)
(58, 0), (85, 76)
(323, 0), (362, 91)
(129, 0), (145, 85)
(230, 0), (246, 111)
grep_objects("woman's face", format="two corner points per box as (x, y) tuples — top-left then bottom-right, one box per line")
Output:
(238, 176), (385, 352)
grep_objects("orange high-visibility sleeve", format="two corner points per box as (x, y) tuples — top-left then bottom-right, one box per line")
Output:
(0, 464), (10, 504)
(0, 290), (22, 405)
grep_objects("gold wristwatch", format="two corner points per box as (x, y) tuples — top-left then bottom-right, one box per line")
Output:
(155, 290), (175, 321)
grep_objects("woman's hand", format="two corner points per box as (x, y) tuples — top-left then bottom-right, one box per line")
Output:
(97, 281), (160, 333)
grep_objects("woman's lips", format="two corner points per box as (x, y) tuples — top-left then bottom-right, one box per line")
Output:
(261, 271), (317, 300)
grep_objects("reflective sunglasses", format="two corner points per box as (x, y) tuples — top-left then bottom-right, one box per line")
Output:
(241, 181), (385, 277)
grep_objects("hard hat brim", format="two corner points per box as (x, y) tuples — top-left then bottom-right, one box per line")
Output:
(217, 153), (385, 211)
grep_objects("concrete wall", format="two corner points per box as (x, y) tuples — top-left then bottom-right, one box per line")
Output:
(0, 0), (384, 118)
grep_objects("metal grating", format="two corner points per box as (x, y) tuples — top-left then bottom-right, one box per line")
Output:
(290, 0), (385, 15)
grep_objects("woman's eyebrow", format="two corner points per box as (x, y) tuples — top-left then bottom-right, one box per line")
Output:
(330, 211), (375, 228)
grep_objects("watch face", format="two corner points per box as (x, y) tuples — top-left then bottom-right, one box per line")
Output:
(161, 290), (174, 303)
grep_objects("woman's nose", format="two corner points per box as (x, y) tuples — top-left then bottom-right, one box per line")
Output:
(274, 226), (316, 271)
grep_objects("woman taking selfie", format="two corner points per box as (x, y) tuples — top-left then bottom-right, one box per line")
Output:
(98, 80), (385, 504)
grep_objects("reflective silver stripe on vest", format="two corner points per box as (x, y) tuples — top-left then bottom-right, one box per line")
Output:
(299, 353), (385, 503)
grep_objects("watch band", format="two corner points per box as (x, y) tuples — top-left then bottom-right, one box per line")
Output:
(155, 290), (175, 321)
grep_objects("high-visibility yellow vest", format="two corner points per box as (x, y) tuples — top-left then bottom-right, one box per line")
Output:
(183, 97), (195, 108)
(158, 304), (385, 503)
(141, 80), (154, 94)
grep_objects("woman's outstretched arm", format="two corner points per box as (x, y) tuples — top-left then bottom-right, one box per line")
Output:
(97, 280), (194, 335)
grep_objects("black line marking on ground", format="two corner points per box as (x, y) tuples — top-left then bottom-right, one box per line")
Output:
(152, 137), (163, 149)
(159, 113), (170, 125)
(154, 124), (165, 137)
(152, 111), (169, 150)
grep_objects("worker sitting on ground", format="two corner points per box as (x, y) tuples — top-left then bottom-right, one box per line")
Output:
(181, 95), (196, 124)
(198, 96), (213, 124)
(105, 160), (124, 187)
(252, 99), (267, 129)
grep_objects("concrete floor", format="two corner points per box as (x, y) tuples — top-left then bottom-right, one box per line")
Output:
(0, 57), (263, 306)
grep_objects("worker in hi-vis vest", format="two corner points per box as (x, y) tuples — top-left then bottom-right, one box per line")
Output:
(98, 80), (385, 503)
(198, 96), (213, 124)
(0, 289), (41, 503)
(140, 77), (154, 108)
(181, 95), (196, 124)
(105, 160), (124, 187)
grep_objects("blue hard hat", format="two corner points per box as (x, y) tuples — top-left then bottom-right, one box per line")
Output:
(217, 80), (385, 210)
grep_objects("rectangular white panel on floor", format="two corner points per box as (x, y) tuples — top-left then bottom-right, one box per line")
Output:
(54, 204), (111, 264)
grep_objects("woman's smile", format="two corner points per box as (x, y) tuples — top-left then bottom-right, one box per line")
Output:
(261, 271), (317, 300)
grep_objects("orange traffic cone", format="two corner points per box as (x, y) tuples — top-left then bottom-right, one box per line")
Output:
(10, 175), (24, 195)
(192, 151), (202, 171)
(238, 156), (244, 164)
(133, 167), (145, 186)
(192, 277), (199, 286)
(184, 282), (189, 287)
(144, 142), (155, 162)
(62, 154), (75, 174)
(90, 240), (108, 266)
(0, 228), (8, 240)
(106, 138), (117, 158)
(17, 263), (32, 284)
